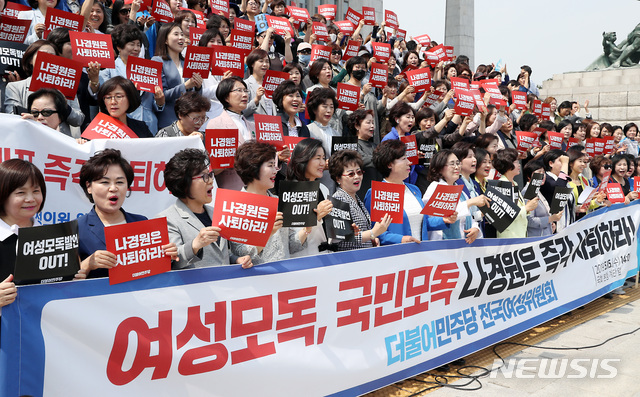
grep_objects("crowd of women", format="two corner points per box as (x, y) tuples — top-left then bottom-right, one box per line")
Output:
(1, 0), (639, 310)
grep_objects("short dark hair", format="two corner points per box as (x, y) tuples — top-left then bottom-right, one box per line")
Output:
(306, 88), (337, 121)
(388, 102), (414, 128)
(474, 133), (499, 150)
(624, 122), (639, 136)
(111, 23), (144, 52)
(539, 120), (556, 132)
(611, 154), (630, 174)
(451, 141), (475, 164)
(345, 56), (366, 75)
(174, 9), (197, 27)
(416, 108), (438, 128)
(493, 148), (519, 175)
(519, 113), (538, 132)
(216, 76), (247, 109)
(0, 159), (46, 216)
(427, 149), (454, 182)
(474, 147), (489, 168)
(23, 40), (58, 76)
(164, 148), (210, 199)
(283, 62), (303, 77)
(79, 149), (134, 203)
(98, 76), (141, 114)
(567, 145), (586, 169)
(308, 58), (330, 84)
(558, 101), (572, 110)
(542, 149), (566, 172)
(347, 109), (373, 136)
(234, 140), (277, 185)
(246, 48), (268, 75)
(328, 150), (363, 183)
(373, 139), (406, 178)
(520, 65), (532, 76)
(46, 27), (70, 55)
(155, 23), (183, 61)
(589, 155), (611, 176)
(286, 138), (325, 181)
(174, 92), (210, 118)
(272, 80), (303, 114)
(523, 159), (544, 183)
(205, 13), (231, 30)
(27, 88), (68, 123)
(198, 28), (226, 46)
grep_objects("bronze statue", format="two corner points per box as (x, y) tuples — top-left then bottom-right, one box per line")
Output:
(587, 23), (640, 70)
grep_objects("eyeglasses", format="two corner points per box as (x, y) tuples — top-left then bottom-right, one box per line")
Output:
(185, 114), (209, 124)
(31, 109), (57, 117)
(119, 8), (131, 15)
(230, 88), (249, 94)
(104, 94), (126, 103)
(342, 169), (364, 178)
(331, 50), (341, 55)
(192, 170), (214, 183)
(298, 49), (311, 55)
(446, 161), (461, 168)
(603, 164), (612, 170)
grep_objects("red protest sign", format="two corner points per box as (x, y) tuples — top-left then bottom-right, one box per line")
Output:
(336, 82), (360, 111)
(370, 181), (404, 224)
(1, 2), (30, 18)
(312, 21), (330, 42)
(189, 26), (205, 45)
(567, 137), (579, 149)
(69, 31), (115, 68)
(183, 46), (212, 78)
(548, 132), (565, 150)
(266, 15), (294, 37)
(634, 177), (640, 193)
(384, 9), (399, 30)
(532, 99), (542, 117)
(234, 18), (255, 33)
(255, 114), (284, 149)
(127, 56), (162, 93)
(283, 136), (304, 157)
(405, 67), (431, 93)
(210, 0), (229, 18)
(0, 16), (30, 43)
(541, 103), (552, 121)
(369, 62), (388, 88)
(450, 76), (469, 92)
(469, 89), (487, 113)
(342, 39), (360, 60)
(421, 184), (463, 217)
(44, 8), (83, 38)
(151, 0), (174, 23)
(512, 90), (527, 110)
(372, 42), (391, 63)
(211, 188), (278, 247)
(310, 44), (332, 62)
(30, 53), (81, 100)
(396, 29), (407, 41)
(481, 80), (506, 107)
(362, 6), (375, 25)
(229, 29), (253, 56)
(516, 131), (537, 156)
(334, 20), (355, 36)
(399, 64), (417, 77)
(287, 6), (310, 22)
(206, 129), (238, 169)
(210, 45), (245, 77)
(443, 46), (454, 61)
(263, 70), (289, 100)
(401, 135), (418, 165)
(345, 7), (362, 27)
(604, 136), (615, 155)
(414, 34), (432, 46)
(606, 183), (625, 203)
(469, 81), (481, 91)
(594, 137), (606, 156)
(424, 88), (445, 108)
(454, 88), (475, 116)
(585, 139), (595, 158)
(318, 4), (337, 20)
(82, 112), (139, 139)
(105, 217), (170, 285)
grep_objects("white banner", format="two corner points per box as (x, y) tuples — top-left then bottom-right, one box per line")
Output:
(1, 201), (638, 396)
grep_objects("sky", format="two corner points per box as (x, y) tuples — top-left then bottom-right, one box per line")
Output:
(382, 0), (640, 85)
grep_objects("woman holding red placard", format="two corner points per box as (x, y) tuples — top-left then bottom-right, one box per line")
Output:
(243, 48), (278, 122)
(18, 0), (59, 44)
(96, 76), (154, 137)
(609, 154), (638, 201)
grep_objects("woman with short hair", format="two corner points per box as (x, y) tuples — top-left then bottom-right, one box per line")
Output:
(156, 92), (210, 138)
(97, 76), (153, 137)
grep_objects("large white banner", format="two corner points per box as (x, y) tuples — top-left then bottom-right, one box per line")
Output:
(0, 114), (205, 222)
(1, 201), (638, 397)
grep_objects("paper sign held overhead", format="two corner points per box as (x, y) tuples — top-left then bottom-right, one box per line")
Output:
(362, 6), (375, 25)
(334, 20), (355, 36)
(0, 16), (30, 43)
(255, 114), (284, 149)
(127, 56), (162, 93)
(206, 129), (238, 169)
(43, 8), (83, 38)
(210, 45), (245, 77)
(318, 4), (337, 20)
(371, 42), (391, 63)
(183, 46), (211, 78)
(30, 52), (82, 100)
(310, 44), (332, 62)
(384, 10), (398, 30)
(336, 83), (360, 111)
(151, 0), (174, 23)
(369, 62), (388, 88)
(405, 68), (431, 93)
(344, 7), (363, 27)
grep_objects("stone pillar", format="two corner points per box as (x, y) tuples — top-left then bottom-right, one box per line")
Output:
(444, 0), (474, 68)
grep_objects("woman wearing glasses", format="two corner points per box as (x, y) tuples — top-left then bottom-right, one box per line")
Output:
(158, 149), (252, 269)
(21, 88), (71, 136)
(156, 92), (210, 139)
(97, 76), (154, 137)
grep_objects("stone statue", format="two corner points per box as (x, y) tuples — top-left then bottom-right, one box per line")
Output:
(586, 23), (640, 70)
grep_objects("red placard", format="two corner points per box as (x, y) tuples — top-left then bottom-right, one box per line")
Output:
(82, 112), (139, 139)
(469, 81), (481, 91)
(396, 29), (407, 41)
(585, 139), (595, 157)
(44, 8), (83, 38)
(283, 136), (304, 156)
(342, 39), (360, 61)
(541, 103), (552, 121)
(30, 53), (82, 100)
(2, 2), (30, 18)
(369, 62), (388, 88)
(593, 137), (606, 156)
(189, 26), (205, 45)
(604, 136), (615, 155)
(481, 80), (506, 107)
(400, 64), (417, 78)
(414, 34), (432, 46)
(405, 67), (431, 93)
(371, 42), (390, 63)
(634, 177), (640, 193)
(605, 183), (625, 203)
(469, 89), (487, 113)
(567, 137), (579, 148)
(234, 18), (255, 33)
(421, 184), (463, 217)
(287, 6), (310, 22)
(336, 82), (360, 111)
(211, 188), (278, 247)
(450, 77), (469, 92)
(229, 29), (253, 57)
(318, 4), (337, 21)
(532, 99), (542, 117)
(516, 131), (537, 156)
(206, 128), (238, 169)
(344, 7), (362, 27)
(0, 16), (30, 43)
(210, 0), (229, 17)
(210, 45), (245, 77)
(310, 44), (332, 62)
(127, 56), (162, 93)
(151, 0), (174, 23)
(255, 114), (284, 149)
(424, 88), (445, 108)
(334, 20), (356, 36)
(263, 70), (289, 100)
(183, 46), (211, 78)
(370, 181), (404, 224)
(312, 21), (329, 42)
(384, 9), (399, 30)
(443, 46), (454, 61)
(69, 31), (115, 68)
(548, 132), (564, 150)
(454, 88), (475, 116)
(105, 217), (170, 285)
(362, 6), (375, 25)
(512, 90), (527, 110)
(401, 135), (418, 165)
(266, 15), (294, 37)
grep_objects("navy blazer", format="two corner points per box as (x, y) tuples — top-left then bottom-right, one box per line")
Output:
(77, 207), (147, 278)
